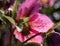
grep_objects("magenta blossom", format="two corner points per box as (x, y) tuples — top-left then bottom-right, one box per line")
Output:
(16, 0), (42, 21)
(14, 0), (54, 44)
(14, 13), (54, 43)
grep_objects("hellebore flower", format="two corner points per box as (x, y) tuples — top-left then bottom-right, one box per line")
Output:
(14, 13), (54, 43)
(46, 32), (60, 46)
(14, 0), (54, 44)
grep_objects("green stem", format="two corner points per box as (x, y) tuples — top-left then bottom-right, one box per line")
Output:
(12, 0), (19, 18)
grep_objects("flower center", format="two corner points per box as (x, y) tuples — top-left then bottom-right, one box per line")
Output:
(21, 23), (30, 36)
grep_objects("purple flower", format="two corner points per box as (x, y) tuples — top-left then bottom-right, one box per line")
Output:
(46, 32), (60, 46)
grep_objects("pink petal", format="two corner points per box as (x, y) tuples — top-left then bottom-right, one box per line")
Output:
(14, 29), (24, 42)
(14, 29), (43, 43)
(26, 31), (43, 43)
(31, 0), (42, 13)
(27, 35), (43, 43)
(16, 0), (37, 20)
(29, 13), (54, 33)
(16, 0), (41, 21)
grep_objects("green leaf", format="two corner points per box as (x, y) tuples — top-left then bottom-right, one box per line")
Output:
(0, 10), (7, 25)
(2, 15), (22, 32)
(17, 17), (29, 27)
(12, 0), (20, 18)
(0, 10), (4, 17)
(3, 15), (16, 26)
(23, 17), (29, 23)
